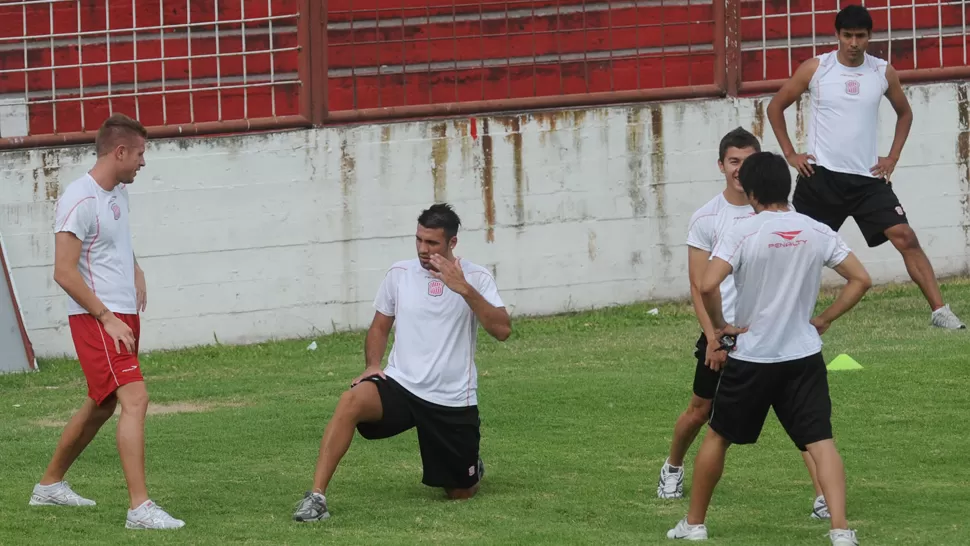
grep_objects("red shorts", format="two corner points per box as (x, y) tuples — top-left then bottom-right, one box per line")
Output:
(68, 313), (144, 405)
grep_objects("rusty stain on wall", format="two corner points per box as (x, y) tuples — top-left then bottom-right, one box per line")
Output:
(379, 126), (392, 181)
(340, 135), (360, 327)
(431, 123), (449, 203)
(794, 95), (805, 148)
(587, 230), (597, 261)
(451, 119), (475, 174)
(507, 117), (526, 228)
(340, 139), (356, 207)
(626, 109), (647, 217)
(41, 150), (59, 201)
(649, 105), (674, 267)
(956, 85), (970, 247)
(751, 99), (765, 140)
(480, 119), (496, 243)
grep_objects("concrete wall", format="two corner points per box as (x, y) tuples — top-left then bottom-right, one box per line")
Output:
(3, 81), (969, 358)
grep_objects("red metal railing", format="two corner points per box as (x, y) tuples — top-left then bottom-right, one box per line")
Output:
(1, 0), (968, 148)
(0, 0), (311, 149)
(736, 0), (970, 94)
(323, 0), (726, 122)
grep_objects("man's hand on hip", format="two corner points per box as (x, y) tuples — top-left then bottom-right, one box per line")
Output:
(870, 156), (897, 181)
(785, 152), (816, 178)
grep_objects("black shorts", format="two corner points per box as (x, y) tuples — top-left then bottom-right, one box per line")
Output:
(356, 376), (482, 490)
(709, 352), (833, 452)
(792, 165), (908, 247)
(692, 333), (721, 400)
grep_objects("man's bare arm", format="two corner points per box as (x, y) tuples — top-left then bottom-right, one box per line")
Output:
(767, 58), (818, 157)
(54, 232), (135, 352)
(461, 287), (512, 341)
(364, 311), (394, 370)
(699, 258), (735, 330)
(883, 64), (913, 164)
(814, 253), (872, 328)
(54, 232), (112, 321)
(688, 247), (719, 343)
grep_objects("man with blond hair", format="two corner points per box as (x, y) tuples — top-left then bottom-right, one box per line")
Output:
(30, 113), (184, 530)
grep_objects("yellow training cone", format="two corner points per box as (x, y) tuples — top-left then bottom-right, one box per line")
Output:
(827, 354), (863, 371)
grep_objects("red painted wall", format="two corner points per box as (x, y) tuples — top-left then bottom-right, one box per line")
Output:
(0, 0), (966, 136)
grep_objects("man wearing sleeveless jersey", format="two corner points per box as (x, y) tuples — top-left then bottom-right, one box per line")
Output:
(667, 152), (871, 545)
(31, 114), (184, 530)
(293, 203), (512, 522)
(657, 128), (831, 522)
(767, 4), (964, 329)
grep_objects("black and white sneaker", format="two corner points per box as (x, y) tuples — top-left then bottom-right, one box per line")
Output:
(657, 458), (684, 499)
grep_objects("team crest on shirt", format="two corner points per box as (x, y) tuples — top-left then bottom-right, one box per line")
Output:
(428, 279), (445, 297)
(845, 80), (860, 95)
(111, 203), (121, 220)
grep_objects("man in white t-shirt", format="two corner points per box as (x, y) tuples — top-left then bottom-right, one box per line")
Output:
(667, 152), (871, 546)
(30, 114), (184, 530)
(767, 4), (964, 330)
(293, 203), (512, 522)
(658, 128), (830, 522)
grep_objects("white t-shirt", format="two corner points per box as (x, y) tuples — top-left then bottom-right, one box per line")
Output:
(686, 193), (756, 325)
(373, 257), (505, 408)
(806, 50), (889, 177)
(53, 174), (137, 316)
(711, 210), (851, 363)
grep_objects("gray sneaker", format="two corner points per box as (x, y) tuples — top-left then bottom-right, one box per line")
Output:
(293, 491), (329, 522)
(931, 304), (966, 329)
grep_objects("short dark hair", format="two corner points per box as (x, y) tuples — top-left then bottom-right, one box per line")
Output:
(835, 4), (873, 33)
(417, 203), (461, 240)
(738, 152), (791, 206)
(718, 127), (761, 162)
(95, 113), (147, 156)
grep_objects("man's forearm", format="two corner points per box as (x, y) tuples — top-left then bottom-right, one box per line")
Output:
(54, 270), (113, 323)
(690, 284), (719, 342)
(767, 104), (796, 157)
(887, 112), (913, 160)
(817, 279), (869, 325)
(701, 289), (726, 330)
(364, 327), (390, 369)
(460, 284), (511, 340)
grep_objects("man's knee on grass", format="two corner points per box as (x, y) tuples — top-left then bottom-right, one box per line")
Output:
(445, 481), (480, 500)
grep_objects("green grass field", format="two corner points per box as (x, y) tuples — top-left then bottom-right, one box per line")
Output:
(2, 278), (969, 545)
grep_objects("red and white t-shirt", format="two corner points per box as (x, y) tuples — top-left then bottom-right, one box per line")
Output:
(686, 193), (756, 325)
(711, 210), (851, 363)
(373, 258), (505, 408)
(53, 174), (137, 316)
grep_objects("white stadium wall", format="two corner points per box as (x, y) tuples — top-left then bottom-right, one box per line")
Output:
(2, 81), (970, 358)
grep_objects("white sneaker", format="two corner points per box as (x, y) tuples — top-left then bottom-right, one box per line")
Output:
(811, 494), (831, 519)
(830, 528), (859, 545)
(125, 500), (185, 530)
(657, 458), (685, 499)
(29, 481), (96, 506)
(667, 517), (708, 540)
(931, 304), (966, 329)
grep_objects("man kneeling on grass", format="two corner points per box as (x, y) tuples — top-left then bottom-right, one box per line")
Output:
(293, 203), (512, 522)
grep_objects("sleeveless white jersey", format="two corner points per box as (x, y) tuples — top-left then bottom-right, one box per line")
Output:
(806, 50), (889, 177)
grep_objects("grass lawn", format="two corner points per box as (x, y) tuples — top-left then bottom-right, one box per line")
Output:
(2, 278), (969, 545)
